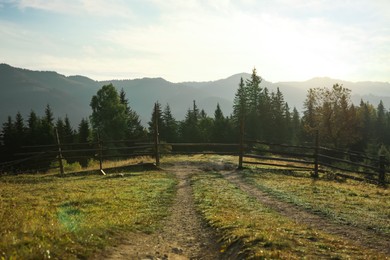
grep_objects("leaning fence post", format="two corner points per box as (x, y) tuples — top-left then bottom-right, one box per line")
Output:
(313, 130), (319, 178)
(154, 102), (160, 167)
(238, 118), (244, 169)
(55, 128), (64, 176)
(379, 155), (386, 185)
(97, 132), (105, 175)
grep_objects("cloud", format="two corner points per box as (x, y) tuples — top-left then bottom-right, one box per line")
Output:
(12, 0), (134, 17)
(1, 0), (389, 82)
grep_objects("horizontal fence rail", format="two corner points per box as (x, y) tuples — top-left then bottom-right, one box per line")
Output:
(0, 112), (388, 186)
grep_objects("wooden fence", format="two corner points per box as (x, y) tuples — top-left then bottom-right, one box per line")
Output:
(1, 134), (388, 185)
(239, 137), (388, 185)
(0, 107), (388, 185)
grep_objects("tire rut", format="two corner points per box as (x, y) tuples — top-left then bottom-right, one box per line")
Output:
(101, 162), (221, 260)
(220, 169), (390, 256)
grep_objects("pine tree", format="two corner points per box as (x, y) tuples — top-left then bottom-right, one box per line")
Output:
(269, 88), (286, 142)
(291, 107), (301, 144)
(258, 87), (272, 141)
(245, 68), (262, 139)
(233, 77), (247, 126)
(41, 104), (55, 144)
(55, 118), (65, 142)
(148, 102), (163, 141)
(375, 100), (387, 145)
(246, 68), (262, 113)
(198, 110), (212, 142)
(212, 103), (228, 142)
(119, 88), (145, 139)
(77, 118), (91, 166)
(2, 116), (15, 149)
(27, 110), (41, 146)
(161, 104), (178, 142)
(63, 115), (75, 143)
(78, 118), (90, 144)
(180, 101), (201, 142)
(14, 112), (26, 147)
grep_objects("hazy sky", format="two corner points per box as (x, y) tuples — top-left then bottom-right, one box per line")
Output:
(1, 0), (389, 83)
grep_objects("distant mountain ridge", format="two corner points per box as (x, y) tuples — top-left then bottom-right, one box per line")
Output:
(1, 63), (389, 127)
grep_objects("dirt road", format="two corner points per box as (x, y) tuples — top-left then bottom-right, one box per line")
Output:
(102, 162), (221, 259)
(101, 161), (389, 259)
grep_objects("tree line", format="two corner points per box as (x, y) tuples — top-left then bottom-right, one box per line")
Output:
(1, 68), (390, 169)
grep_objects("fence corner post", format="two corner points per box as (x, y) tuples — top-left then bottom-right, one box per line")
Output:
(313, 129), (319, 178)
(97, 132), (105, 175)
(55, 127), (64, 176)
(238, 118), (244, 170)
(154, 103), (160, 167)
(379, 155), (386, 186)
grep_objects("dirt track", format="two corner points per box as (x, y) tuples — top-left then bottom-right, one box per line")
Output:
(220, 169), (390, 256)
(102, 162), (221, 259)
(101, 161), (390, 259)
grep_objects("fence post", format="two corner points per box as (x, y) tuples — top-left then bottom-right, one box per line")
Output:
(238, 118), (244, 169)
(313, 130), (319, 178)
(154, 103), (160, 167)
(97, 132), (105, 175)
(379, 155), (386, 185)
(55, 128), (64, 176)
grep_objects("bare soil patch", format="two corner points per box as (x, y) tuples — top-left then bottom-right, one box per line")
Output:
(100, 162), (221, 259)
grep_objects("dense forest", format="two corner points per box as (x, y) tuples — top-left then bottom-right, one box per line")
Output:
(1, 69), (390, 170)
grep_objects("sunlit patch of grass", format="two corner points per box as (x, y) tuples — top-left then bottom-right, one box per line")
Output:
(242, 168), (390, 235)
(47, 156), (155, 174)
(0, 170), (176, 259)
(192, 171), (385, 259)
(162, 154), (237, 165)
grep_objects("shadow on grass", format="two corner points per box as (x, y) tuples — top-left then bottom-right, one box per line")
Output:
(0, 163), (160, 184)
(61, 163), (160, 178)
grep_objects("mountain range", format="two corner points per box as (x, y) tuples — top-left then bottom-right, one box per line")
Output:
(1, 63), (389, 127)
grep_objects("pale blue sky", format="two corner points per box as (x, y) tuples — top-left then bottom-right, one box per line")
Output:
(0, 0), (389, 82)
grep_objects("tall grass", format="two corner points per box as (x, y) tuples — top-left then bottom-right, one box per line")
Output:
(0, 170), (176, 259)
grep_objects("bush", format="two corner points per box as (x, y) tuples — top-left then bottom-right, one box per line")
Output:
(50, 159), (82, 173)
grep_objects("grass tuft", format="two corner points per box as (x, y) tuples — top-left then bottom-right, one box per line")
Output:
(0, 170), (176, 259)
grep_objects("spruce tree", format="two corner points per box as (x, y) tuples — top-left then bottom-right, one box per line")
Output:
(245, 68), (262, 139)
(63, 115), (75, 143)
(27, 110), (41, 146)
(119, 88), (145, 139)
(148, 102), (163, 141)
(162, 104), (178, 142)
(233, 77), (247, 130)
(78, 118), (90, 144)
(212, 103), (227, 142)
(291, 107), (301, 144)
(41, 104), (55, 144)
(180, 101), (201, 142)
(375, 100), (387, 145)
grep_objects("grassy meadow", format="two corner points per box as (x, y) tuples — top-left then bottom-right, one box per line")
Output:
(242, 168), (390, 235)
(192, 171), (387, 259)
(0, 155), (388, 259)
(0, 168), (176, 259)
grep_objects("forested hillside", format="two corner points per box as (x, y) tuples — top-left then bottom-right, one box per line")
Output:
(1, 68), (390, 171)
(1, 64), (390, 128)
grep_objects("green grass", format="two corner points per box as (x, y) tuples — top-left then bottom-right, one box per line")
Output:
(0, 170), (176, 259)
(242, 168), (390, 235)
(192, 171), (386, 259)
